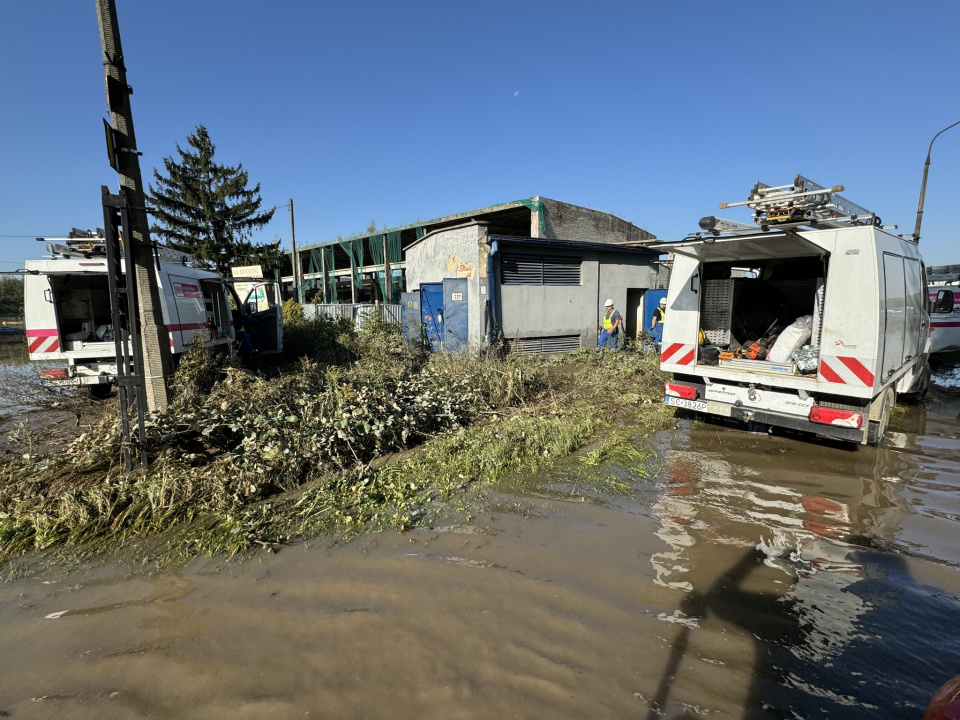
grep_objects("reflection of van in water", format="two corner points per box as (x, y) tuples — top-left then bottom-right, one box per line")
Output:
(657, 177), (930, 446)
(23, 231), (282, 395)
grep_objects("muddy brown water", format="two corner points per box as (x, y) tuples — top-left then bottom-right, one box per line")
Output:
(2, 358), (960, 718)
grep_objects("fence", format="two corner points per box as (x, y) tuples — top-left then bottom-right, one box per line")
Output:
(303, 303), (402, 331)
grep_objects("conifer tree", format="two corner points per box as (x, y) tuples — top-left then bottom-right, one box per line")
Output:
(148, 125), (276, 275)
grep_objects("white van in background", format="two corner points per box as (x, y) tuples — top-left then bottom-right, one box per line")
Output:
(23, 230), (282, 395)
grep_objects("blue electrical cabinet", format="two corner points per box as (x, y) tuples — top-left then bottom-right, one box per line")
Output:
(442, 278), (469, 353)
(420, 283), (444, 351)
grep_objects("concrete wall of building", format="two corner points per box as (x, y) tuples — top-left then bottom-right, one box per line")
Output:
(497, 246), (658, 349)
(539, 197), (656, 245)
(404, 224), (486, 346)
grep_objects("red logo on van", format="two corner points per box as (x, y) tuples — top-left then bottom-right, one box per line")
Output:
(173, 282), (201, 299)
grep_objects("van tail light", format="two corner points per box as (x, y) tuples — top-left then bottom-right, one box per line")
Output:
(665, 383), (697, 400)
(39, 368), (69, 380)
(809, 406), (863, 429)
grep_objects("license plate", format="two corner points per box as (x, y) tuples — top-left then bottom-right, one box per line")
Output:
(664, 396), (707, 412)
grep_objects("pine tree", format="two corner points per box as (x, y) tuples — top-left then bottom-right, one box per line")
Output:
(148, 125), (276, 275)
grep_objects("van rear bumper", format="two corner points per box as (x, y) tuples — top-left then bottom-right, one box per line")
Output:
(665, 396), (866, 444)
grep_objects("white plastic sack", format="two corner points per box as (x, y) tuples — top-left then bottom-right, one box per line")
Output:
(767, 315), (813, 364)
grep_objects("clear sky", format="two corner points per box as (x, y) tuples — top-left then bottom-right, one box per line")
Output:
(1, 1), (958, 272)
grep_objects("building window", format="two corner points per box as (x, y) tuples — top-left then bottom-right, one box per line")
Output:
(500, 253), (581, 286)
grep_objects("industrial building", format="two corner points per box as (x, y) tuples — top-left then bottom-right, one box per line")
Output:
(290, 196), (664, 353)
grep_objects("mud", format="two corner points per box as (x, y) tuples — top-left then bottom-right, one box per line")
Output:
(2, 362), (960, 719)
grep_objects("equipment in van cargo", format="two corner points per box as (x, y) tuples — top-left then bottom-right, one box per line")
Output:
(792, 345), (819, 374)
(767, 315), (813, 364)
(656, 175), (931, 446)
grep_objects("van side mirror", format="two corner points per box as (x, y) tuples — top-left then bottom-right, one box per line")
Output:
(246, 300), (258, 314)
(934, 289), (954, 314)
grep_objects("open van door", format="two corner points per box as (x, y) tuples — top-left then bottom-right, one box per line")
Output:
(241, 281), (283, 353)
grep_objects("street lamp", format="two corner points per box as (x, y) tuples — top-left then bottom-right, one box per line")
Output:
(913, 119), (960, 244)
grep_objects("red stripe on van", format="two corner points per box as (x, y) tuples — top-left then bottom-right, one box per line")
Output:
(660, 343), (683, 363)
(26, 329), (58, 337)
(28, 336), (46, 353)
(837, 356), (874, 386)
(676, 349), (695, 366)
(818, 359), (845, 384)
(47, 339), (60, 352)
(165, 322), (210, 332)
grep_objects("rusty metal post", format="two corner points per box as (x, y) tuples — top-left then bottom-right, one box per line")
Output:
(96, 0), (172, 412)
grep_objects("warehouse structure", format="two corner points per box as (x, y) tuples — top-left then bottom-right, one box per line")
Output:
(287, 197), (656, 306)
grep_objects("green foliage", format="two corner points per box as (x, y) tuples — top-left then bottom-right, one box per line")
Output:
(0, 339), (671, 564)
(170, 338), (228, 406)
(148, 125), (277, 275)
(281, 298), (304, 325)
(0, 276), (23, 318)
(280, 314), (354, 365)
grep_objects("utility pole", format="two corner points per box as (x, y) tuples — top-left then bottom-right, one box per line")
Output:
(289, 198), (301, 302)
(96, 0), (172, 412)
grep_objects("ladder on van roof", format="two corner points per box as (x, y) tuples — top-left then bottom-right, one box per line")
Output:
(718, 174), (880, 230)
(41, 233), (195, 265)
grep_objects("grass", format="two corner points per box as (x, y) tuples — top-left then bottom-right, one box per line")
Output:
(0, 313), (671, 567)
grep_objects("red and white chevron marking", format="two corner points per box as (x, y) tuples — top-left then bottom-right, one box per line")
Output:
(818, 356), (875, 388)
(27, 329), (60, 354)
(660, 342), (696, 367)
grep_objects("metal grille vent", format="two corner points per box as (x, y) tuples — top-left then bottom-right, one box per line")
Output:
(508, 334), (581, 355)
(701, 279), (734, 345)
(501, 253), (581, 286)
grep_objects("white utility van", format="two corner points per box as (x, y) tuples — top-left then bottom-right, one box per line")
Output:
(658, 177), (930, 446)
(23, 231), (283, 395)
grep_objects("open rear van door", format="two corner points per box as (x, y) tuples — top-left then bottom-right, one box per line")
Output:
(242, 281), (283, 353)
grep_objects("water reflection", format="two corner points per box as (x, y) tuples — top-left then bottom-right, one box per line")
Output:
(647, 419), (960, 718)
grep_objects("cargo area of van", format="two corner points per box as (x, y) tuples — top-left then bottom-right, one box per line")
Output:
(657, 176), (930, 446)
(697, 254), (826, 378)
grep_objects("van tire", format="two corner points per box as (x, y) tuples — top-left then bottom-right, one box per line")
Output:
(867, 388), (893, 447)
(89, 383), (113, 400)
(900, 362), (930, 404)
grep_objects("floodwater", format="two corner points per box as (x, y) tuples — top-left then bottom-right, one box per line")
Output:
(0, 338), (38, 418)
(2, 359), (960, 718)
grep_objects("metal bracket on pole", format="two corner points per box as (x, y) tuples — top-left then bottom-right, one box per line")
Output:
(101, 185), (149, 471)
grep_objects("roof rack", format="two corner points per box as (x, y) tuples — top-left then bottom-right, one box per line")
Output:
(39, 234), (195, 264)
(688, 175), (885, 240)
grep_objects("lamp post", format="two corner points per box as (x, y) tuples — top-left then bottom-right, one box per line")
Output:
(913, 119), (960, 244)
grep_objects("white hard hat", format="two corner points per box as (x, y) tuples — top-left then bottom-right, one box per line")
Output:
(659, 298), (666, 305)
(604, 298), (614, 307)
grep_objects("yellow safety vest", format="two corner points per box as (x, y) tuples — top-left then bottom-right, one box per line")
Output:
(654, 307), (666, 324)
(603, 309), (617, 330)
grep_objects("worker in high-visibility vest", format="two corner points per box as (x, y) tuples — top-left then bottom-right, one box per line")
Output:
(598, 299), (622, 350)
(650, 297), (666, 349)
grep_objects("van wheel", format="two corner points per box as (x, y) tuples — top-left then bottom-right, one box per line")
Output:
(900, 362), (931, 404)
(867, 388), (894, 447)
(89, 384), (113, 400)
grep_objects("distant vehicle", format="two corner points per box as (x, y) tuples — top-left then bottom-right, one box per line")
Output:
(23, 230), (282, 396)
(656, 176), (930, 447)
(926, 265), (960, 354)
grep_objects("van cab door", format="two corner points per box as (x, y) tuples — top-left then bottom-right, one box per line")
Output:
(242, 281), (283, 353)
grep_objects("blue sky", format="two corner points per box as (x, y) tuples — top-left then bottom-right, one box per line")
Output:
(2, 1), (959, 271)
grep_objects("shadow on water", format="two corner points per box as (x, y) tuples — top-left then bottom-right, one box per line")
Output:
(634, 368), (960, 718)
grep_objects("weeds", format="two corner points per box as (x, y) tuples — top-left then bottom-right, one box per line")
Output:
(0, 311), (670, 566)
